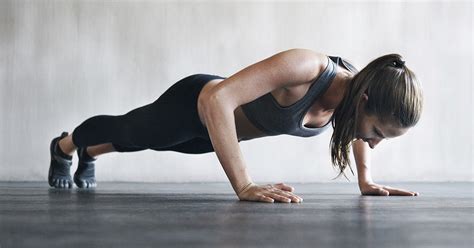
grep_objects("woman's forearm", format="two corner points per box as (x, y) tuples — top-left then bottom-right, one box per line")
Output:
(352, 139), (374, 184)
(202, 98), (253, 195)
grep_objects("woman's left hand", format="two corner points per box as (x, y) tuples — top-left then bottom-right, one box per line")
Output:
(359, 182), (419, 196)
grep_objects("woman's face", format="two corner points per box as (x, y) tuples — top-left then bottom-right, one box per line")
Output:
(355, 94), (409, 149)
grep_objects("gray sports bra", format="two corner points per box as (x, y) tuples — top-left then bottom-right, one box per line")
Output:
(240, 55), (357, 137)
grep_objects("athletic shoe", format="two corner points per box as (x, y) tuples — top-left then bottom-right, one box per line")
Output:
(48, 132), (73, 188)
(73, 147), (97, 188)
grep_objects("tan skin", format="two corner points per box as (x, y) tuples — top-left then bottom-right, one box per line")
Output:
(58, 49), (418, 201)
(198, 49), (418, 203)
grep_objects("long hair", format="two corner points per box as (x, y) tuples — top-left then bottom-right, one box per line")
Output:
(330, 54), (424, 180)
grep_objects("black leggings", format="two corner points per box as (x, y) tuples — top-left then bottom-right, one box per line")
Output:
(71, 73), (228, 154)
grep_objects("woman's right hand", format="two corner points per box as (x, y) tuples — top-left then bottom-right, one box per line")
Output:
(237, 182), (303, 203)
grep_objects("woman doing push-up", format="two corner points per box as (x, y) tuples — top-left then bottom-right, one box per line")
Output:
(48, 48), (423, 203)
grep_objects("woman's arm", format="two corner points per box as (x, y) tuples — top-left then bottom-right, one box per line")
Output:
(352, 139), (374, 184)
(201, 98), (252, 195)
(352, 139), (419, 196)
(203, 97), (304, 203)
(200, 48), (326, 203)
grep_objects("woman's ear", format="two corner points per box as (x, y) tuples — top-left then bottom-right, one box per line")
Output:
(362, 93), (368, 101)
(358, 93), (369, 107)
(356, 93), (369, 115)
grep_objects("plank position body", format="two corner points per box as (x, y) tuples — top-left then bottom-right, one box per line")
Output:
(48, 48), (423, 203)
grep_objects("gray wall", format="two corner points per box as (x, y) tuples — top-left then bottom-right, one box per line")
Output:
(0, 0), (472, 183)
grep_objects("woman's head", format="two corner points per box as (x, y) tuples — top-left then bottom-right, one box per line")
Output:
(330, 54), (424, 179)
(354, 96), (410, 149)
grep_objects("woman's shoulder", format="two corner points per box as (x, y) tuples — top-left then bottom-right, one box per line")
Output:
(295, 48), (330, 68)
(280, 49), (335, 86)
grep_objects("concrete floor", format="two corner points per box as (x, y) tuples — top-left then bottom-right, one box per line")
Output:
(0, 182), (472, 248)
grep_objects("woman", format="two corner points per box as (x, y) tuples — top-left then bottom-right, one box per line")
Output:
(48, 48), (423, 203)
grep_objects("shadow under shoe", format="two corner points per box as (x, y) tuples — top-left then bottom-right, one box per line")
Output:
(74, 147), (97, 188)
(48, 131), (73, 188)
